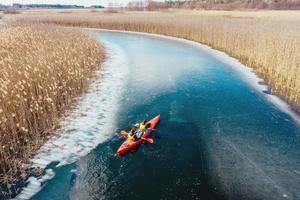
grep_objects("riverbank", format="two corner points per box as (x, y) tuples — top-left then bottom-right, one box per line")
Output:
(16, 38), (129, 200)
(12, 9), (300, 113)
(0, 24), (105, 198)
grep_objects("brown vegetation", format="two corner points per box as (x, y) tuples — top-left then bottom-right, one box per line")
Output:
(3, 9), (20, 14)
(14, 10), (300, 111)
(103, 8), (122, 13)
(166, 0), (300, 10)
(127, 0), (300, 11)
(0, 24), (104, 197)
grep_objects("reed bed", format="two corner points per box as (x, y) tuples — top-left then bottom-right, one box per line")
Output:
(0, 24), (104, 197)
(15, 10), (300, 110)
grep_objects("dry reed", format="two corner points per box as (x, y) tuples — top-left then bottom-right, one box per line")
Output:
(3, 9), (20, 15)
(15, 10), (300, 111)
(0, 24), (104, 197)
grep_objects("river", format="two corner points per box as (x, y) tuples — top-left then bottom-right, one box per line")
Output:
(17, 30), (300, 200)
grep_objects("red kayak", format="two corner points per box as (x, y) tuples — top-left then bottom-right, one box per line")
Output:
(116, 115), (160, 156)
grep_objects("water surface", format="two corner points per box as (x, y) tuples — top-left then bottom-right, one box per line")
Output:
(30, 31), (300, 200)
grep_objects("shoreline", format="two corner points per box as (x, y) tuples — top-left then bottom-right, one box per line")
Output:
(0, 24), (105, 199)
(16, 38), (129, 200)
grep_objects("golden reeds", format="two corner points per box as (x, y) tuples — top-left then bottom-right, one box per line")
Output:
(15, 10), (300, 110)
(0, 24), (104, 197)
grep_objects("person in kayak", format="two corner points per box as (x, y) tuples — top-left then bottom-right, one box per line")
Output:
(133, 123), (139, 130)
(135, 120), (149, 139)
(127, 120), (149, 140)
(127, 129), (137, 140)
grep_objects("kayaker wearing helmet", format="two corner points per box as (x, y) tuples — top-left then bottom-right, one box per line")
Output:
(133, 123), (139, 130)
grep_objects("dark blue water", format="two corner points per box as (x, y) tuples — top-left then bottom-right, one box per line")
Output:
(31, 31), (300, 200)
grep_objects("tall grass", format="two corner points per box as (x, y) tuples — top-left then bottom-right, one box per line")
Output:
(17, 10), (300, 110)
(3, 9), (20, 15)
(142, 0), (300, 10)
(0, 24), (104, 197)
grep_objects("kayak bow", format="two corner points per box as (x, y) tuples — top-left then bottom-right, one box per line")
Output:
(116, 115), (160, 156)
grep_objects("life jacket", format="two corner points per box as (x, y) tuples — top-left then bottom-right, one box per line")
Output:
(139, 123), (146, 130)
(128, 132), (135, 140)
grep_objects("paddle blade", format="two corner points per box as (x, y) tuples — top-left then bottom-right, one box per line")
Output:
(142, 138), (154, 144)
(120, 130), (128, 137)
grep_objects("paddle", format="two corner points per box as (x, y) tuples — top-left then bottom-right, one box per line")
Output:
(120, 130), (128, 138)
(142, 137), (154, 144)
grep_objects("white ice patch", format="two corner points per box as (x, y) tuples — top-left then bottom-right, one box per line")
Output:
(15, 40), (129, 199)
(89, 28), (300, 125)
(15, 169), (55, 200)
